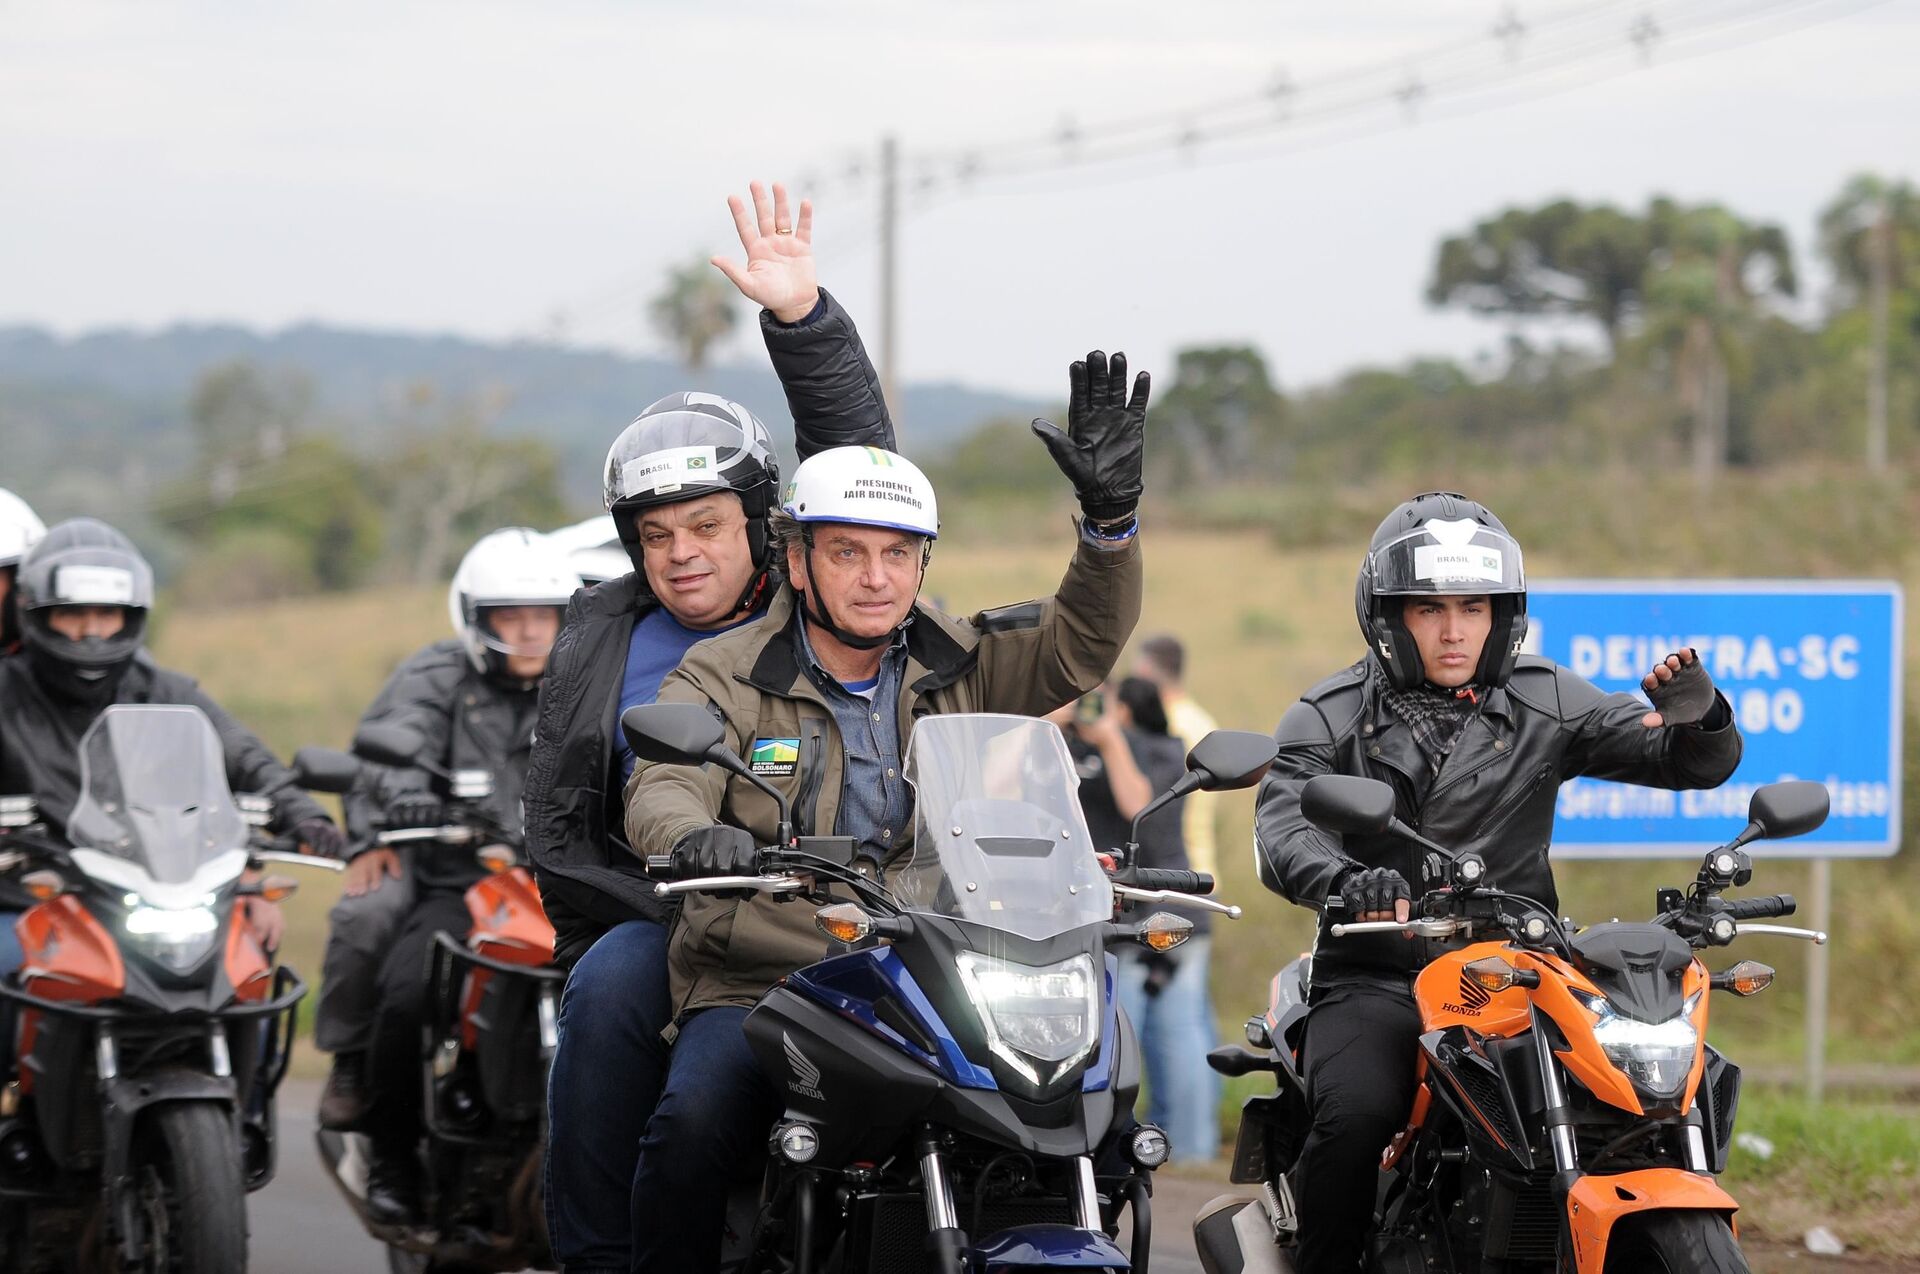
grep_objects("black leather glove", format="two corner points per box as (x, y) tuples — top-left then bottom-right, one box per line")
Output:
(294, 816), (345, 859)
(1644, 648), (1717, 726)
(671, 825), (760, 879)
(383, 795), (445, 830)
(1334, 866), (1412, 917)
(1029, 349), (1150, 526)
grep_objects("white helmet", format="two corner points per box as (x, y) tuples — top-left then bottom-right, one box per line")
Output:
(781, 446), (939, 539)
(447, 528), (579, 678)
(0, 488), (46, 570)
(545, 514), (630, 587)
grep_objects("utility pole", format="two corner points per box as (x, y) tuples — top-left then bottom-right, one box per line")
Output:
(878, 134), (901, 428)
(1867, 196), (1891, 473)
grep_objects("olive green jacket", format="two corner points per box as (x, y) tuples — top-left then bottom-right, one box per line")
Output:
(625, 530), (1142, 1018)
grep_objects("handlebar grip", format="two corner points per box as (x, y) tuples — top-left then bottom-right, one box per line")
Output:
(1129, 869), (1215, 895)
(1723, 893), (1797, 921)
(645, 854), (681, 879)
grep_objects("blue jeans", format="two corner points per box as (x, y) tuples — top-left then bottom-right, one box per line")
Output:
(628, 1006), (778, 1274)
(545, 919), (674, 1274)
(1117, 934), (1220, 1162)
(0, 912), (22, 979)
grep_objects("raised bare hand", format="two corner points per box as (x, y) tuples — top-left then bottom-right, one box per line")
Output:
(710, 180), (820, 324)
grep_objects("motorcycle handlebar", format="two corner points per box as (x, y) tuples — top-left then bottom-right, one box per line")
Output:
(1126, 869), (1215, 895)
(1722, 893), (1797, 922)
(645, 854), (678, 878)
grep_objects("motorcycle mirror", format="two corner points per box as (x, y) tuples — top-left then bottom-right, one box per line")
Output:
(1300, 775), (1398, 836)
(1741, 780), (1830, 844)
(621, 704), (794, 839)
(352, 723), (430, 771)
(1184, 730), (1280, 792)
(621, 703), (733, 768)
(290, 746), (361, 795)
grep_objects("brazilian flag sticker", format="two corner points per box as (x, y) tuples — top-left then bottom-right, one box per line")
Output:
(750, 738), (801, 777)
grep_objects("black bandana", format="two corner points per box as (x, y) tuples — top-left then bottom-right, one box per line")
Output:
(1383, 683), (1485, 773)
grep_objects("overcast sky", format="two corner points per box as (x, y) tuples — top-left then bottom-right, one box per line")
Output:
(3, 0), (1915, 398)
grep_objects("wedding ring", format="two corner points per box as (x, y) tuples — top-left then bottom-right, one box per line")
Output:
(774, 224), (793, 235)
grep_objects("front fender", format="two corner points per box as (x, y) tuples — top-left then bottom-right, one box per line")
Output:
(1565, 1169), (1738, 1272)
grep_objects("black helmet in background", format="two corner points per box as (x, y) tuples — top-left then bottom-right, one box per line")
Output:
(602, 392), (780, 610)
(1355, 492), (1527, 690)
(15, 518), (155, 699)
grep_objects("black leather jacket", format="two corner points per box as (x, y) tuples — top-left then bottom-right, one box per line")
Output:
(1253, 654), (1743, 990)
(526, 289), (896, 967)
(343, 638), (540, 891)
(0, 656), (330, 909)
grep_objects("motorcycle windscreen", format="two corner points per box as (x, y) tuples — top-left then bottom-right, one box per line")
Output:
(65, 704), (249, 885)
(893, 713), (1113, 940)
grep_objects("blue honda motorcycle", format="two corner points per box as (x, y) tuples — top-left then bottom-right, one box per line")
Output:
(624, 707), (1276, 1274)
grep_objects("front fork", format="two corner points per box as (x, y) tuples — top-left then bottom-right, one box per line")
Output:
(916, 1131), (1114, 1273)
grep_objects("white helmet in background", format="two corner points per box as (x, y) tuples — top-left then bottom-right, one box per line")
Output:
(781, 447), (939, 651)
(447, 528), (579, 679)
(781, 446), (939, 540)
(544, 514), (630, 588)
(0, 489), (46, 570)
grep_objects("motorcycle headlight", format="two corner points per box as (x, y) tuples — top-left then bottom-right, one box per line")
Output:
(124, 906), (220, 973)
(954, 951), (1100, 1088)
(1587, 990), (1701, 1099)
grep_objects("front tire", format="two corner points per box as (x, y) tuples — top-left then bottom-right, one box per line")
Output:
(1602, 1209), (1748, 1274)
(127, 1102), (247, 1273)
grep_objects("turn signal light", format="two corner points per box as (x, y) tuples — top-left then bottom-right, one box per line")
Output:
(1711, 960), (1775, 996)
(21, 871), (65, 901)
(1139, 912), (1194, 953)
(478, 845), (517, 875)
(815, 904), (873, 945)
(257, 875), (301, 902)
(1462, 956), (1540, 992)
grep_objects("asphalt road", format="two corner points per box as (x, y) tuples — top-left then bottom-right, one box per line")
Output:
(247, 1079), (1211, 1272)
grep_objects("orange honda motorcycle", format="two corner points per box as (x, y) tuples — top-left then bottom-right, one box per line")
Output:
(1197, 775), (1830, 1274)
(0, 705), (325, 1274)
(295, 724), (562, 1274)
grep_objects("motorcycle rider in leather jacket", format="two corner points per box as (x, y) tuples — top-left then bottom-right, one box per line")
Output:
(1251, 491), (1744, 1274)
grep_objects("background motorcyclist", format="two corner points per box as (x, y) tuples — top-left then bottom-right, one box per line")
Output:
(0, 518), (343, 977)
(0, 489), (46, 661)
(1252, 491), (1744, 1274)
(527, 180), (902, 1274)
(326, 527), (576, 1225)
(623, 349), (1148, 1273)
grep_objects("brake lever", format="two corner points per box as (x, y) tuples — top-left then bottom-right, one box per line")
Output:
(1329, 918), (1463, 938)
(652, 874), (807, 899)
(1110, 882), (1242, 919)
(1734, 923), (1828, 945)
(252, 849), (346, 874)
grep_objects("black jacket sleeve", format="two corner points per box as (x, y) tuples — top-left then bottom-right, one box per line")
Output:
(184, 684), (331, 838)
(1550, 666), (1743, 790)
(1252, 699), (1365, 908)
(341, 645), (465, 855)
(761, 288), (897, 456)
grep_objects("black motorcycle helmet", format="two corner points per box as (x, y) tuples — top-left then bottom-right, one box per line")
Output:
(602, 392), (780, 613)
(15, 518), (155, 699)
(1355, 492), (1527, 690)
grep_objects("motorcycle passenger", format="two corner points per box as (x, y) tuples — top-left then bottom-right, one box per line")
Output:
(1252, 492), (1744, 1274)
(346, 527), (577, 1225)
(0, 489), (46, 660)
(526, 181), (899, 1274)
(624, 350), (1149, 1273)
(0, 519), (343, 975)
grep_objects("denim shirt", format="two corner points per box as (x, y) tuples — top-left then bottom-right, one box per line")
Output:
(794, 616), (913, 865)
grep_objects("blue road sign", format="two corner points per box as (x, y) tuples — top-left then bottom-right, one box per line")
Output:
(1524, 581), (1903, 858)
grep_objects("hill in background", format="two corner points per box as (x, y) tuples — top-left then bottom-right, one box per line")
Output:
(0, 320), (1046, 509)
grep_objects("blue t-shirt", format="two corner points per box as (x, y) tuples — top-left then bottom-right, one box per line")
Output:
(616, 608), (752, 777)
